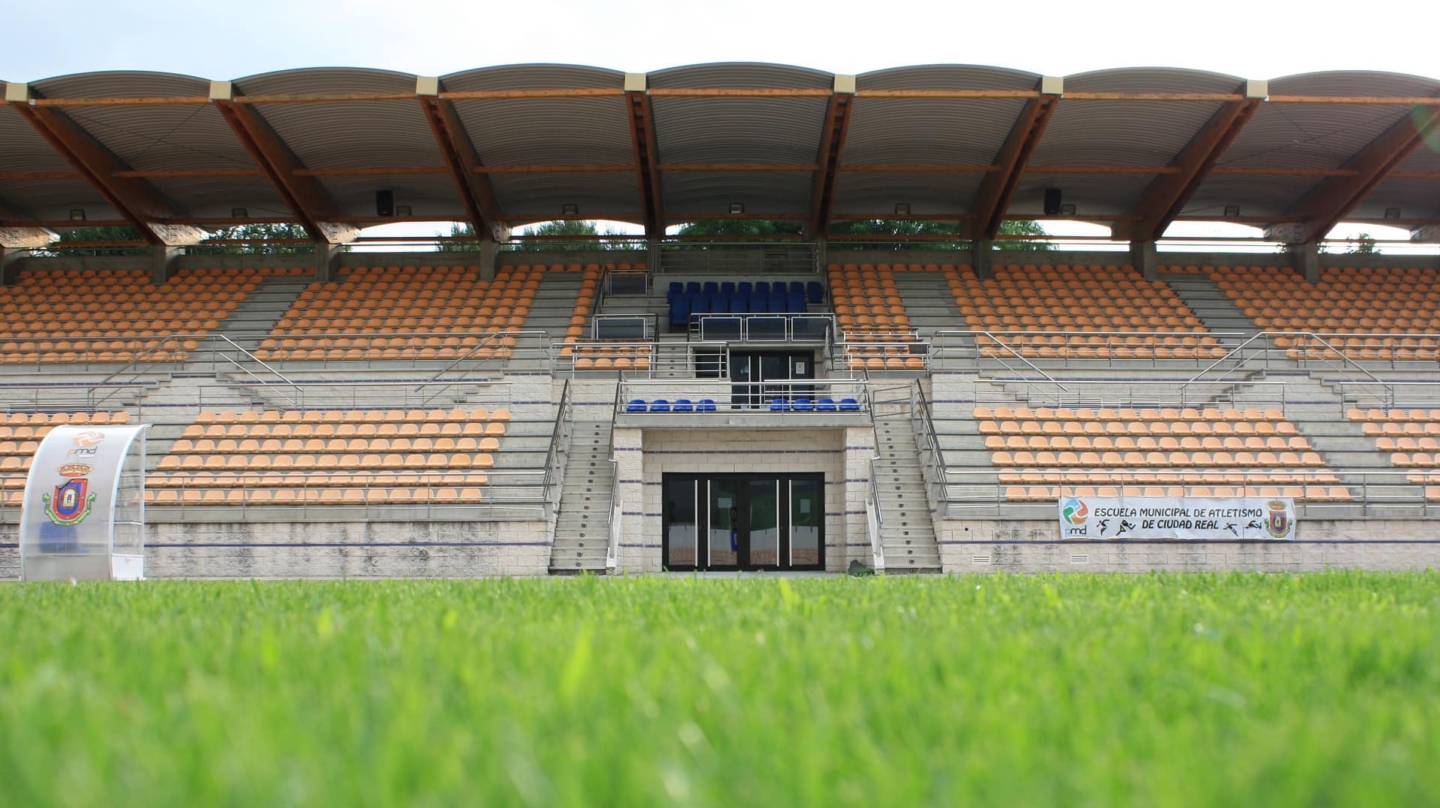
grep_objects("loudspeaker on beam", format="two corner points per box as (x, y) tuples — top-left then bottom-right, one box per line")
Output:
(1043, 188), (1062, 216)
(376, 189), (395, 217)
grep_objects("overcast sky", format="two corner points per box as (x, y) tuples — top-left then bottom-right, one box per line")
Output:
(6, 0), (1436, 250)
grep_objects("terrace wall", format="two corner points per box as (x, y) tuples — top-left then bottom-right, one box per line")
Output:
(937, 518), (1440, 572)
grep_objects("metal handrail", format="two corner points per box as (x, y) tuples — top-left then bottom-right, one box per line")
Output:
(689, 312), (835, 343)
(911, 381), (947, 509)
(89, 332), (303, 411)
(417, 330), (553, 407)
(932, 329), (1071, 392)
(866, 456), (885, 572)
(540, 379), (571, 518)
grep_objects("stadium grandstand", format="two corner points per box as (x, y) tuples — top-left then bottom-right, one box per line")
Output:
(2, 62), (1440, 578)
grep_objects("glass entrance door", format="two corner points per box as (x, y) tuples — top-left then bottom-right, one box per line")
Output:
(663, 473), (824, 571)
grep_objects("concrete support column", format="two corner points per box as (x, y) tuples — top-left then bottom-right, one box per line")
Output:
(611, 427), (646, 574)
(1291, 241), (1321, 283)
(843, 426), (877, 572)
(314, 242), (343, 283)
(150, 245), (181, 284)
(0, 246), (22, 286)
(478, 236), (499, 281)
(1129, 240), (1158, 279)
(814, 236), (828, 271)
(971, 238), (994, 280)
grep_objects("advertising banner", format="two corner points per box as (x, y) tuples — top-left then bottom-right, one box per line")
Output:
(1058, 495), (1295, 541)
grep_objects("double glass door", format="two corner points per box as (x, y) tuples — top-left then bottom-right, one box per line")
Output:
(663, 473), (823, 571)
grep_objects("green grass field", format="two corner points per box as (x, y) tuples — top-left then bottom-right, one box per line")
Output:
(0, 573), (1436, 807)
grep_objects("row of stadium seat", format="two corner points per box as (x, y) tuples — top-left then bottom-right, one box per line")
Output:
(985, 436), (1312, 451)
(156, 453), (496, 471)
(976, 405), (1289, 422)
(994, 451), (1325, 467)
(982, 421), (1299, 437)
(169, 437), (501, 454)
(1004, 486), (1351, 501)
(193, 407), (507, 424)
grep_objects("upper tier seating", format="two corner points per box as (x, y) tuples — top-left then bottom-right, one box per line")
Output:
(0, 268), (296, 364)
(0, 411), (132, 503)
(976, 405), (1348, 501)
(255, 264), (544, 361)
(668, 279), (815, 329)
(148, 407), (509, 505)
(951, 263), (1222, 359)
(827, 264), (924, 370)
(559, 266), (653, 372)
(1206, 266), (1440, 360)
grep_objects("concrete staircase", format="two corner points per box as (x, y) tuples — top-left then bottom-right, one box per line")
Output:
(1164, 272), (1259, 337)
(892, 272), (967, 338)
(870, 387), (941, 572)
(549, 420), (614, 573)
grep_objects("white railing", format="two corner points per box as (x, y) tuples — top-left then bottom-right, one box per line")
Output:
(614, 378), (872, 416)
(690, 313), (835, 344)
(866, 456), (885, 573)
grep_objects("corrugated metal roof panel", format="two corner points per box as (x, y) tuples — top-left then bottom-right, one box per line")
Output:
(1009, 173), (1154, 217)
(843, 98), (1027, 166)
(1184, 175), (1325, 218)
(1216, 103), (1412, 170)
(1352, 177), (1440, 221)
(452, 97), (632, 167)
(652, 97), (828, 164)
(249, 101), (444, 170)
(648, 63), (832, 90)
(231, 67), (417, 96)
(0, 106), (73, 173)
(831, 172), (977, 217)
(856, 65), (1040, 91)
(146, 177), (289, 220)
(0, 179), (114, 221)
(440, 64), (624, 91)
(317, 174), (463, 219)
(661, 170), (812, 217)
(54, 105), (253, 172)
(1033, 101), (1225, 168)
(1064, 67), (1244, 94)
(487, 172), (642, 222)
(30, 71), (209, 99)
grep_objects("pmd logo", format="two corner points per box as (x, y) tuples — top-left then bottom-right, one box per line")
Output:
(1061, 498), (1089, 536)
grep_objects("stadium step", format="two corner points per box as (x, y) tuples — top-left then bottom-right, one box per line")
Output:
(892, 272), (968, 339)
(870, 397), (942, 573)
(524, 272), (584, 342)
(550, 421), (615, 574)
(1163, 272), (1261, 336)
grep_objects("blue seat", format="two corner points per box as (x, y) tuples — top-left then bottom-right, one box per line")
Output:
(626, 398), (648, 413)
(703, 281), (719, 295)
(720, 281), (736, 295)
(686, 282), (701, 295)
(792, 398), (814, 412)
(749, 295), (768, 314)
(673, 399), (694, 413)
(669, 299), (691, 327)
(769, 291), (787, 312)
(713, 293), (732, 313)
(667, 281), (683, 303)
(839, 398), (860, 412)
(769, 398), (791, 412)
(691, 295), (711, 314)
(807, 281), (823, 304)
(816, 397), (837, 412)
(732, 293), (750, 313)
(738, 281), (753, 296)
(696, 399), (717, 412)
(788, 291), (806, 313)
(756, 281), (771, 296)
(789, 281), (805, 295)
(649, 399), (671, 413)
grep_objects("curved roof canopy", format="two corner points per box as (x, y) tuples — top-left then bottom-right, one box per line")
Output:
(2, 63), (1440, 246)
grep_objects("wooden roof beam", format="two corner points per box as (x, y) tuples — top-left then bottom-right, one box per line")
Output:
(1267, 100), (1440, 245)
(806, 75), (856, 239)
(209, 81), (358, 244)
(5, 82), (207, 246)
(1117, 80), (1266, 242)
(0, 194), (57, 249)
(625, 74), (665, 238)
(416, 77), (506, 242)
(967, 77), (1063, 240)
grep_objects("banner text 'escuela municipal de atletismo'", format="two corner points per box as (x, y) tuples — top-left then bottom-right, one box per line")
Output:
(1057, 496), (1296, 541)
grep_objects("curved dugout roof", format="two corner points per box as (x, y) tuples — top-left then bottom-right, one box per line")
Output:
(2, 63), (1439, 246)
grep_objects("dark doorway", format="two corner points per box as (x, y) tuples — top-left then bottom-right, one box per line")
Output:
(662, 473), (825, 571)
